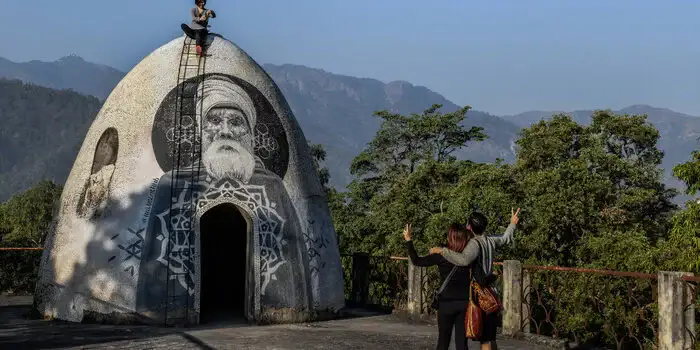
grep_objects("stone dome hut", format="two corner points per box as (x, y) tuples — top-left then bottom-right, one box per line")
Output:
(34, 34), (345, 325)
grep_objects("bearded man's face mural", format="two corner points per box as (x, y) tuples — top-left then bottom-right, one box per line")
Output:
(198, 77), (257, 182)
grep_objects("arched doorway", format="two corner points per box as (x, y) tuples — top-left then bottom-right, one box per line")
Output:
(198, 203), (250, 323)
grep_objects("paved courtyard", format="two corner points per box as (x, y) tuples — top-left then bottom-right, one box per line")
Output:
(0, 298), (548, 349)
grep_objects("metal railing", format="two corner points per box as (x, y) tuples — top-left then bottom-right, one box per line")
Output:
(341, 253), (408, 311)
(682, 276), (700, 350)
(341, 254), (698, 349)
(520, 265), (658, 349)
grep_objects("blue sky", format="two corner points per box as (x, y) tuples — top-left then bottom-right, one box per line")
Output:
(1, 0), (699, 116)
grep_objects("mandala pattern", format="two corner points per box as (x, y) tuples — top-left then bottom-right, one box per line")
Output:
(155, 183), (197, 294)
(254, 123), (279, 160)
(154, 173), (288, 297)
(165, 116), (200, 160)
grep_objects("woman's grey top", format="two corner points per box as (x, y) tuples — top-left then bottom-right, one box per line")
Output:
(440, 223), (516, 277)
(188, 7), (208, 30)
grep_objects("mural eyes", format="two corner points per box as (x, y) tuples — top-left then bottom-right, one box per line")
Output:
(230, 115), (245, 128)
(207, 115), (222, 125)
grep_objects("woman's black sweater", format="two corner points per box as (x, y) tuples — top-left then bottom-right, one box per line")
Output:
(406, 240), (470, 302)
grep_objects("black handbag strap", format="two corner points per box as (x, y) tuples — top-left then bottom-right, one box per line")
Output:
(437, 266), (459, 294)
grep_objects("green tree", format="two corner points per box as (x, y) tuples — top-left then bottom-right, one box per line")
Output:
(491, 111), (676, 346)
(673, 149), (700, 197)
(337, 104), (487, 255)
(661, 145), (700, 272)
(0, 180), (63, 247)
(350, 104), (486, 189)
(508, 111), (675, 269)
(0, 180), (62, 294)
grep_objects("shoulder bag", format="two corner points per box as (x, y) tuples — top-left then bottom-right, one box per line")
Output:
(472, 239), (503, 314)
(430, 266), (458, 310)
(465, 269), (483, 338)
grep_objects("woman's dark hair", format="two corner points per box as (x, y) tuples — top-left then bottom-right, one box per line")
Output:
(447, 223), (470, 253)
(195, 0), (206, 5)
(467, 212), (488, 235)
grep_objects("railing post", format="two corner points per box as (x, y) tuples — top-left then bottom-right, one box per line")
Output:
(502, 260), (523, 336)
(684, 279), (696, 350)
(521, 268), (531, 334)
(407, 260), (424, 318)
(350, 253), (370, 305)
(658, 271), (694, 350)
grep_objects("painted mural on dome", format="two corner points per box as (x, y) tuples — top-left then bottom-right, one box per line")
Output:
(136, 73), (310, 316)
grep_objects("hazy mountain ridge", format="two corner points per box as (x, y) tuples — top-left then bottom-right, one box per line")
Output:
(0, 78), (102, 200)
(0, 56), (697, 204)
(0, 55), (123, 100)
(261, 63), (520, 186)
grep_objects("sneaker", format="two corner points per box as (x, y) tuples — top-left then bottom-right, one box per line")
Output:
(196, 45), (202, 56)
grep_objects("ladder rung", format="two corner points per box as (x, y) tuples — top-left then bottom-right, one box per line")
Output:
(178, 94), (200, 99)
(169, 133), (197, 137)
(179, 70), (201, 76)
(169, 130), (198, 136)
(179, 73), (201, 80)
(170, 152), (201, 158)
(170, 147), (201, 152)
(170, 153), (201, 159)
(169, 133), (199, 139)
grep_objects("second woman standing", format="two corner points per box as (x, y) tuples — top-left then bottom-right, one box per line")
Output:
(403, 223), (473, 350)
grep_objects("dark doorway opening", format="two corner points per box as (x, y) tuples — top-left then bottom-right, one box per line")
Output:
(199, 203), (248, 324)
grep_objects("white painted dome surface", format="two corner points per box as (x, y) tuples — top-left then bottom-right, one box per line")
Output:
(35, 35), (344, 324)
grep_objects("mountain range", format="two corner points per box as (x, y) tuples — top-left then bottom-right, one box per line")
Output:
(0, 55), (698, 204)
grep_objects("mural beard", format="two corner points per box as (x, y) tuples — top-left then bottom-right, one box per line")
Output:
(201, 138), (256, 183)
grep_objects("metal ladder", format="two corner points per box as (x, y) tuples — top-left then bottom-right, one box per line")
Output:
(163, 36), (207, 326)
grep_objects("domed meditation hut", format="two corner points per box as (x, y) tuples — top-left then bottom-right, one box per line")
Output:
(34, 34), (345, 325)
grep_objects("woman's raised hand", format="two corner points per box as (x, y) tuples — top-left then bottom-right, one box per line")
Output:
(511, 207), (521, 225)
(402, 223), (412, 241)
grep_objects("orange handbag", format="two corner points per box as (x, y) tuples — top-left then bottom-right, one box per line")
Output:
(471, 240), (503, 315)
(465, 271), (483, 339)
(473, 281), (502, 314)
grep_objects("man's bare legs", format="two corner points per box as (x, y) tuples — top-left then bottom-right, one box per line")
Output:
(481, 341), (498, 350)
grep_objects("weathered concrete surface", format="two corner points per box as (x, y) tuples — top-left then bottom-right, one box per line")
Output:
(1, 303), (548, 349)
(36, 33), (344, 325)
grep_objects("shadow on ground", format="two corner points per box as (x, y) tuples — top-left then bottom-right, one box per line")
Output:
(0, 303), (227, 350)
(0, 302), (391, 350)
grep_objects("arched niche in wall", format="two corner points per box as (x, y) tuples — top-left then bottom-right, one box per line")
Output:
(77, 128), (119, 219)
(91, 128), (119, 174)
